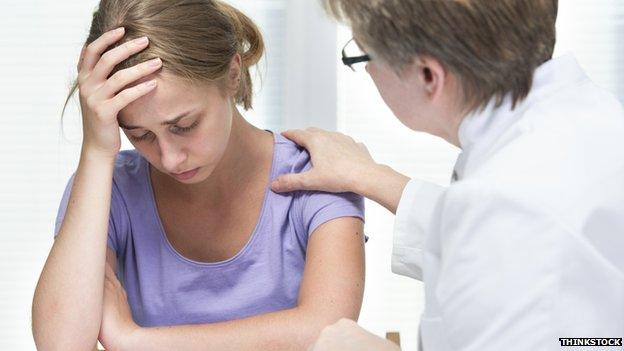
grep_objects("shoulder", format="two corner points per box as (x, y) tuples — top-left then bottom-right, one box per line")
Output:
(112, 149), (145, 179)
(272, 132), (315, 177)
(271, 132), (365, 236)
(471, 83), (624, 211)
(61, 149), (145, 192)
(108, 149), (149, 194)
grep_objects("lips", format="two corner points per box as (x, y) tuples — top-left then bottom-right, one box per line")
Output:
(173, 168), (195, 175)
(170, 167), (200, 181)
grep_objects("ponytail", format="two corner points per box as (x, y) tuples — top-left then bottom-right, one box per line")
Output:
(216, 1), (265, 110)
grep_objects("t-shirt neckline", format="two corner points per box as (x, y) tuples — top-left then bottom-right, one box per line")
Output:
(141, 130), (280, 267)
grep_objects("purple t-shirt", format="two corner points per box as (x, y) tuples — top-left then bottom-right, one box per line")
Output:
(54, 133), (364, 327)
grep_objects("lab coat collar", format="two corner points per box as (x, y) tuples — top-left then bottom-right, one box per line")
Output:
(453, 54), (588, 179)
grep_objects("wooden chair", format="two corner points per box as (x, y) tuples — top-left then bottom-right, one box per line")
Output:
(386, 331), (401, 347)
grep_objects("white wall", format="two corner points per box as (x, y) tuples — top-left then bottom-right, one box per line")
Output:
(555, 0), (624, 102)
(1, 2), (100, 350)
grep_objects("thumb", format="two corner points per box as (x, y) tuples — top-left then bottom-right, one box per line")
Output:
(271, 172), (313, 193)
(281, 129), (310, 148)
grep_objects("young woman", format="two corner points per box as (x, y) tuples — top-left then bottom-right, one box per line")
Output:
(31, 1), (365, 350)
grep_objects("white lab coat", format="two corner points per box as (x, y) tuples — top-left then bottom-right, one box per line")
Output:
(392, 54), (624, 351)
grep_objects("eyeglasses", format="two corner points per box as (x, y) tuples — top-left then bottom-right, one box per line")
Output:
(341, 38), (371, 72)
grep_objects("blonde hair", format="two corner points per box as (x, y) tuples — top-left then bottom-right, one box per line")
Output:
(63, 0), (264, 117)
(324, 0), (558, 112)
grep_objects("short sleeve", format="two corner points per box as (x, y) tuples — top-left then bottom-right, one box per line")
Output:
(54, 173), (126, 255)
(277, 141), (365, 245)
(295, 190), (365, 243)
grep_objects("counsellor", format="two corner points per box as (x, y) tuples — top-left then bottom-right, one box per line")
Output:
(271, 1), (624, 350)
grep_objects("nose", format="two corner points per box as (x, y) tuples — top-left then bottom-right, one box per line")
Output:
(158, 138), (187, 173)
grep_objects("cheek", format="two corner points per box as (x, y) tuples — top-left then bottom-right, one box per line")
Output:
(369, 67), (413, 122)
(194, 114), (232, 159)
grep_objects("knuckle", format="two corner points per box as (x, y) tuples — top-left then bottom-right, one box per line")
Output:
(91, 100), (109, 116)
(131, 65), (144, 78)
(123, 41), (136, 52)
(108, 71), (125, 87)
(100, 52), (115, 66)
(85, 96), (97, 108)
(280, 176), (291, 189)
(85, 43), (96, 55)
(93, 106), (107, 119)
(117, 89), (131, 101)
(121, 87), (139, 100)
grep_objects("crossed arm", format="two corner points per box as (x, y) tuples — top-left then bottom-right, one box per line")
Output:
(102, 216), (365, 351)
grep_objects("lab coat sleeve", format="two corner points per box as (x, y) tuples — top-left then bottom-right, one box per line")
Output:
(437, 181), (561, 351)
(391, 178), (446, 281)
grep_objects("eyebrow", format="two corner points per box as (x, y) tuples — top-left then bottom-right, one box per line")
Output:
(119, 110), (195, 130)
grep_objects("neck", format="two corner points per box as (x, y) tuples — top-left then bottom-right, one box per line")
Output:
(441, 111), (466, 148)
(426, 103), (467, 149)
(428, 74), (469, 149)
(152, 109), (273, 204)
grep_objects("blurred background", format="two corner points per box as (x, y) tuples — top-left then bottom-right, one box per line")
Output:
(1, 0), (623, 349)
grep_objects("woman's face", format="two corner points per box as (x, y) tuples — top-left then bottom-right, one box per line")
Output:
(117, 72), (233, 184)
(365, 59), (426, 130)
(356, 36), (459, 140)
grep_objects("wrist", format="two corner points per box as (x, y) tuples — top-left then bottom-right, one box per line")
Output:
(354, 163), (392, 197)
(357, 163), (410, 214)
(80, 143), (119, 163)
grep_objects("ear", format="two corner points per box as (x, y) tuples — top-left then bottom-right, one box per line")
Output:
(227, 53), (243, 91)
(414, 55), (447, 101)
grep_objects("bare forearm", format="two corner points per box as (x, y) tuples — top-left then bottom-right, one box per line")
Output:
(129, 307), (343, 351)
(355, 164), (410, 214)
(32, 150), (115, 350)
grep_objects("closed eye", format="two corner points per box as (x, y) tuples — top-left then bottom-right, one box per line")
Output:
(170, 120), (199, 134)
(130, 132), (154, 142)
(129, 120), (199, 142)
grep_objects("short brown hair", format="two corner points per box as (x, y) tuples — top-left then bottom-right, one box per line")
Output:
(324, 0), (558, 111)
(63, 0), (264, 116)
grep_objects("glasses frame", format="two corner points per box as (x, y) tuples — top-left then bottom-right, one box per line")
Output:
(341, 38), (371, 71)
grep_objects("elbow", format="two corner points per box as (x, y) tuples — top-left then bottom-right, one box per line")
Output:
(32, 302), (98, 351)
(33, 327), (97, 351)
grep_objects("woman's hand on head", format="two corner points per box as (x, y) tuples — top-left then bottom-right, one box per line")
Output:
(77, 27), (162, 160)
(271, 128), (378, 194)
